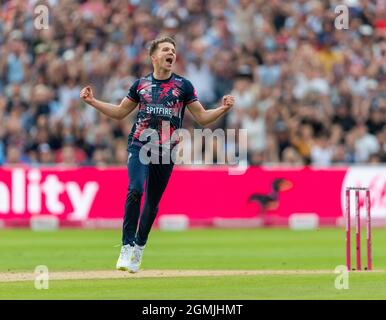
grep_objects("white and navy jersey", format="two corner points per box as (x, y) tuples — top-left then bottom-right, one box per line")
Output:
(126, 73), (198, 148)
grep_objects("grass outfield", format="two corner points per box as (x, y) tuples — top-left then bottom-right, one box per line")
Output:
(0, 228), (386, 299)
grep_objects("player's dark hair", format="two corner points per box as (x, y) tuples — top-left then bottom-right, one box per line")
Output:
(149, 37), (176, 56)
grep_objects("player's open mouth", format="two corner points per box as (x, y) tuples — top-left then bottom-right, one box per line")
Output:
(166, 57), (173, 64)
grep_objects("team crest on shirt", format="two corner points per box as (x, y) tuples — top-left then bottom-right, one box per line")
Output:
(159, 81), (182, 101)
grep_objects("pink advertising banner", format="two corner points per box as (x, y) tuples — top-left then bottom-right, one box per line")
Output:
(0, 166), (385, 227)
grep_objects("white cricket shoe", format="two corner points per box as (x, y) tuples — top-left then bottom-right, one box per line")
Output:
(116, 244), (134, 271)
(129, 244), (145, 273)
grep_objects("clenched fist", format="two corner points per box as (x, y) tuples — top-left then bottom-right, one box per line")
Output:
(222, 95), (235, 111)
(80, 85), (95, 105)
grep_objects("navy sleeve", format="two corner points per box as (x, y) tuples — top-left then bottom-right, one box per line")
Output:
(126, 79), (140, 103)
(184, 79), (198, 104)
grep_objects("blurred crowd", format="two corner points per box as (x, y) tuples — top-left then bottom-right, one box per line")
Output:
(1, 0), (386, 167)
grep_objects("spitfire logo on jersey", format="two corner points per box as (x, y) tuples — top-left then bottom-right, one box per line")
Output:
(145, 104), (172, 116)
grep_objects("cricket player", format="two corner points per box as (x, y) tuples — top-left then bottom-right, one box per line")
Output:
(80, 37), (235, 273)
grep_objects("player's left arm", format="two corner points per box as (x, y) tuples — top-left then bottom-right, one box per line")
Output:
(187, 95), (235, 126)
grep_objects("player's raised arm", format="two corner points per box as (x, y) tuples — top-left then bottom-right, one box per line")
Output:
(187, 95), (235, 126)
(80, 85), (137, 120)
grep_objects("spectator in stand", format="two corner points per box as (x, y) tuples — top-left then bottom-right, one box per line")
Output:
(311, 132), (334, 166)
(354, 122), (380, 163)
(5, 145), (23, 166)
(37, 143), (54, 165)
(281, 147), (305, 166)
(228, 65), (259, 128)
(242, 106), (266, 155)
